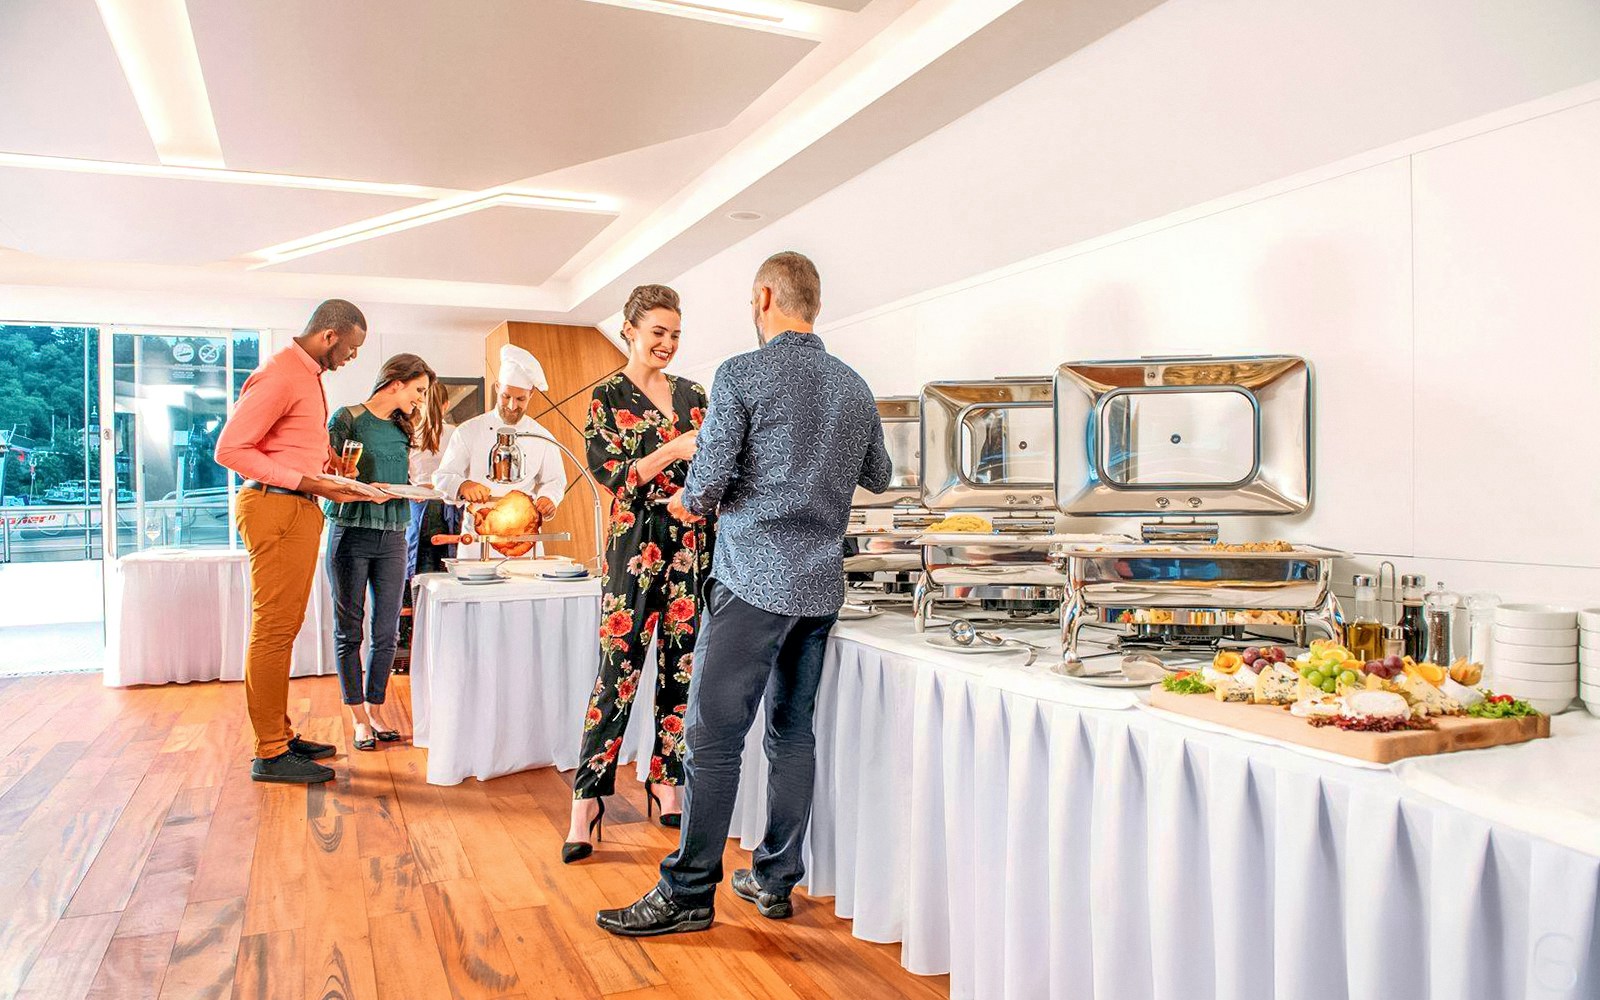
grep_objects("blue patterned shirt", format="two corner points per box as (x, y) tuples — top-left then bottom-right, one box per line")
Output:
(681, 332), (892, 616)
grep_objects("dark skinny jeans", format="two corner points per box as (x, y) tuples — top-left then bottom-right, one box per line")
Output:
(327, 524), (408, 706)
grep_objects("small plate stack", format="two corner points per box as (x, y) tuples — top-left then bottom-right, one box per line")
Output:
(1580, 609), (1600, 716)
(1491, 604), (1577, 714)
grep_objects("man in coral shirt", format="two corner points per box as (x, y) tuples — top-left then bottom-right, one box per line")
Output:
(216, 300), (386, 784)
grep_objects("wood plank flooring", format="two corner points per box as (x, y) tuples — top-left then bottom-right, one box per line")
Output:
(0, 673), (949, 1000)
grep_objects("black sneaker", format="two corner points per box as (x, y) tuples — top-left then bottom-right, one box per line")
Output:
(251, 751), (335, 784)
(731, 869), (793, 919)
(595, 887), (713, 937)
(287, 737), (336, 760)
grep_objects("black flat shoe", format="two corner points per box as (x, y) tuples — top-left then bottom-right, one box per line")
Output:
(645, 783), (682, 829)
(354, 736), (378, 752)
(562, 798), (605, 864)
(374, 730), (403, 742)
(596, 886), (713, 937)
(251, 751), (334, 784)
(287, 737), (336, 761)
(732, 868), (794, 919)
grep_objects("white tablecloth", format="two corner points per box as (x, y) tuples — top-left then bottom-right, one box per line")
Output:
(411, 573), (610, 785)
(105, 548), (336, 687)
(720, 610), (1600, 1000)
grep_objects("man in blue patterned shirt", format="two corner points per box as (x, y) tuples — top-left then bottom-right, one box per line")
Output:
(598, 251), (892, 937)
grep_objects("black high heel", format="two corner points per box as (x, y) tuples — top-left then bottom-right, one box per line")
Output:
(646, 784), (682, 829)
(561, 798), (605, 864)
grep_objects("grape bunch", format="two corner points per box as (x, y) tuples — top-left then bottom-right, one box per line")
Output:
(1362, 654), (1405, 680)
(1241, 646), (1287, 668)
(1299, 642), (1360, 695)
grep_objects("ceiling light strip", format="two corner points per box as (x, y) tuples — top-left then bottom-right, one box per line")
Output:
(95, 0), (226, 168)
(0, 150), (463, 200)
(249, 191), (619, 267)
(577, 0), (831, 40)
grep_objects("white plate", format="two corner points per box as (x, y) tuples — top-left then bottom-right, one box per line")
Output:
(1491, 642), (1577, 664)
(454, 576), (506, 586)
(1494, 603), (1578, 629)
(376, 483), (445, 501)
(1493, 659), (1577, 683)
(1491, 624), (1578, 647)
(541, 570), (590, 580)
(924, 635), (1027, 656)
(1052, 667), (1161, 688)
(1579, 608), (1600, 632)
(838, 606), (884, 621)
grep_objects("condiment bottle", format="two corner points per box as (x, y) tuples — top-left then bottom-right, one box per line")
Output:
(1344, 574), (1384, 661)
(1400, 574), (1427, 659)
(1422, 582), (1462, 666)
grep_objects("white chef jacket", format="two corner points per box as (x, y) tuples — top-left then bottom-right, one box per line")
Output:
(431, 411), (567, 558)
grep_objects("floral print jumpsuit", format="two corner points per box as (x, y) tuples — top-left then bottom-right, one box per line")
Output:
(573, 373), (714, 798)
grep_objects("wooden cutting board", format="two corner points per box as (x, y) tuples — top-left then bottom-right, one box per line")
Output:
(1148, 689), (1551, 764)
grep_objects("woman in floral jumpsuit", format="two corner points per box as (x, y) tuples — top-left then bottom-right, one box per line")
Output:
(566, 285), (713, 859)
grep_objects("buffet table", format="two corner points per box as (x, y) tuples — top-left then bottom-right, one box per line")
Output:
(728, 611), (1600, 1000)
(105, 548), (337, 687)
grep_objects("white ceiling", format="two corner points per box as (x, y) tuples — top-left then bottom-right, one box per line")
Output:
(186, 0), (816, 189)
(0, 0), (1156, 331)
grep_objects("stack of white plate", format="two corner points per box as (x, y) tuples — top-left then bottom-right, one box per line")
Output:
(1580, 609), (1600, 716)
(1491, 604), (1577, 714)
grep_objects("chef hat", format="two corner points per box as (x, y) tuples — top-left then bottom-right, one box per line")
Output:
(498, 344), (548, 392)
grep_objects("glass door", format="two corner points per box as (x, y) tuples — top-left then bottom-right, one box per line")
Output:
(99, 328), (261, 560)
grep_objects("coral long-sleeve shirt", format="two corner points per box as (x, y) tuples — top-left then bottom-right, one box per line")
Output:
(215, 344), (329, 490)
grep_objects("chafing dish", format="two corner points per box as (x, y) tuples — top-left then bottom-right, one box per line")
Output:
(844, 398), (928, 603)
(1050, 355), (1347, 662)
(912, 378), (1066, 630)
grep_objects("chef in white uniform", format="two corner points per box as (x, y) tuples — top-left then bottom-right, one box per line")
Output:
(432, 345), (567, 558)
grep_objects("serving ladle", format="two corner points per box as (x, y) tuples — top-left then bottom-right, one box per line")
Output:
(947, 620), (1039, 666)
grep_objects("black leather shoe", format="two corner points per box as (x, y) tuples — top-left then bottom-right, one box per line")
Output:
(251, 751), (335, 784)
(287, 737), (336, 760)
(595, 886), (713, 937)
(732, 869), (793, 919)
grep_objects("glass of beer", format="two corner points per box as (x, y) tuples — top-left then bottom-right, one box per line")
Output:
(340, 440), (363, 478)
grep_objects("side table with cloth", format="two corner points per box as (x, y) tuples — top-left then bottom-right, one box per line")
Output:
(106, 548), (337, 687)
(719, 611), (1600, 1000)
(411, 573), (604, 785)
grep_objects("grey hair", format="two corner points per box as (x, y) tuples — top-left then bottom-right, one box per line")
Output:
(754, 251), (821, 323)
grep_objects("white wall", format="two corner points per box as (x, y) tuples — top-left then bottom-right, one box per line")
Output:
(657, 27), (1600, 606)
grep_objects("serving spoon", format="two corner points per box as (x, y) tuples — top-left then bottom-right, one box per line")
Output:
(947, 621), (1039, 665)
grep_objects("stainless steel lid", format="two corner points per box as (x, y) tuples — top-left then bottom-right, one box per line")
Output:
(853, 397), (923, 509)
(919, 378), (1055, 511)
(1401, 574), (1426, 587)
(1353, 574), (1376, 587)
(1053, 355), (1312, 518)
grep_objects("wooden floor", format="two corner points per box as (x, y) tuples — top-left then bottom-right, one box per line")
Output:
(0, 672), (949, 1000)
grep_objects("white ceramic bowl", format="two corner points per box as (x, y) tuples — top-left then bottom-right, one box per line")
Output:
(1494, 603), (1578, 629)
(446, 558), (501, 580)
(1582, 631), (1600, 651)
(1526, 696), (1575, 715)
(1582, 680), (1600, 698)
(1493, 659), (1577, 683)
(1496, 675), (1577, 700)
(1584, 698), (1600, 719)
(1579, 608), (1600, 632)
(1491, 642), (1577, 665)
(1582, 660), (1600, 681)
(1492, 624), (1578, 647)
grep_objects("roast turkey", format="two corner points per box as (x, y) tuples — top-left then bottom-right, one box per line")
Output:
(471, 490), (543, 557)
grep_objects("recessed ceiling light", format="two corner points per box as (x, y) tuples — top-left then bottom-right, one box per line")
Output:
(728, 210), (764, 222)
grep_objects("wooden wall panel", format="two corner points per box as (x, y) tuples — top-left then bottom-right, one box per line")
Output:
(476, 321), (625, 569)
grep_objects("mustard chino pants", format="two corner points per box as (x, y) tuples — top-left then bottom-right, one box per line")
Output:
(235, 489), (323, 759)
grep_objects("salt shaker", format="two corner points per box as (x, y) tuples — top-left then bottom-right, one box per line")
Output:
(1462, 592), (1500, 667)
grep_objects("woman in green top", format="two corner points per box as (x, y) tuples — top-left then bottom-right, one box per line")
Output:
(326, 353), (435, 750)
